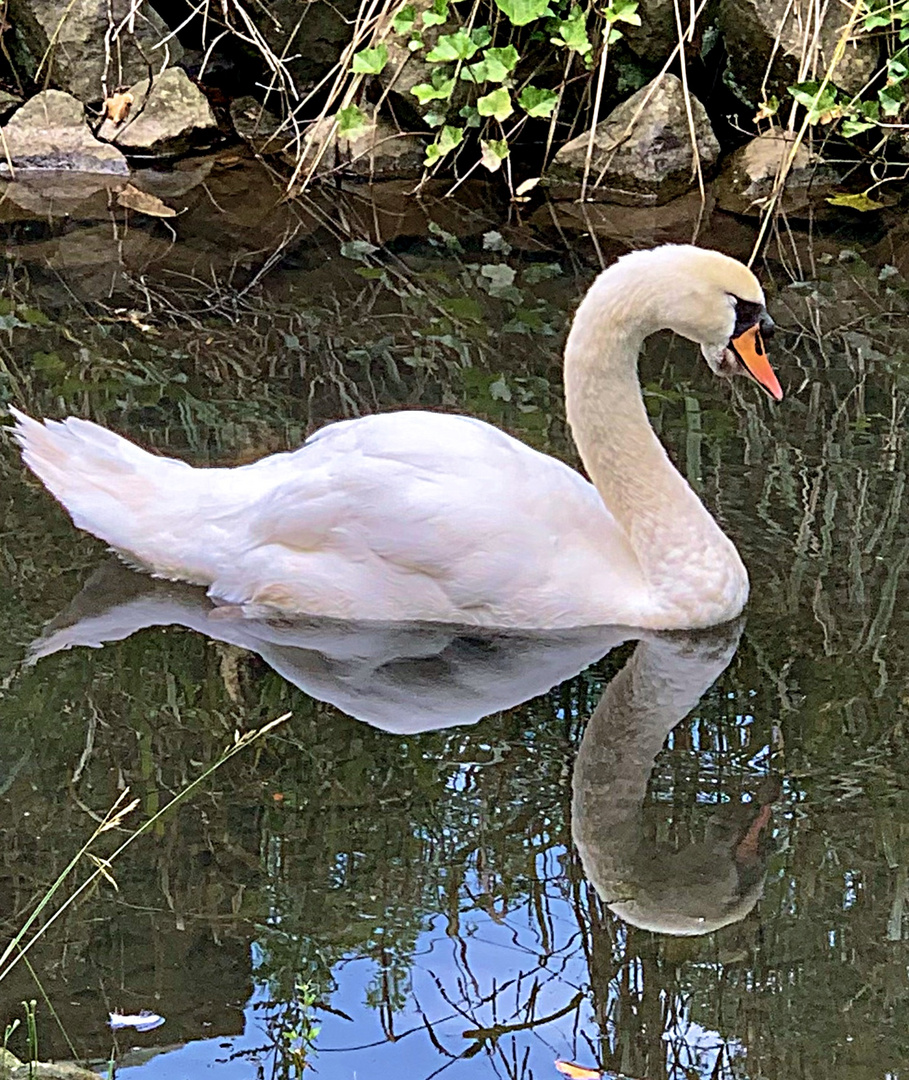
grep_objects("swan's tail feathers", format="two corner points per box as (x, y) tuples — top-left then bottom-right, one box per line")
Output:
(9, 408), (198, 576)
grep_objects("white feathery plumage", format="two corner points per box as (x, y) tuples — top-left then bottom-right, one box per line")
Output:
(9, 244), (778, 630)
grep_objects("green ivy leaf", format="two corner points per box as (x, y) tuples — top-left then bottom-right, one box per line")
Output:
(392, 3), (416, 32)
(477, 87), (513, 121)
(462, 44), (520, 82)
(841, 119), (875, 137)
(551, 6), (592, 56)
(422, 0), (449, 25)
(425, 123), (464, 166)
(412, 68), (456, 102)
(518, 85), (558, 117)
(427, 28), (483, 61)
(879, 82), (904, 116)
(352, 43), (389, 74)
(337, 103), (370, 137)
(459, 103), (482, 127)
(604, 0), (640, 25)
(480, 138), (509, 171)
(492, 0), (554, 27)
(788, 80), (838, 122)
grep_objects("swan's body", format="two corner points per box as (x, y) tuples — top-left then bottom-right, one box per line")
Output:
(9, 244), (781, 631)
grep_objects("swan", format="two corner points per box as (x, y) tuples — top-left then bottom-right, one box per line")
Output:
(8, 244), (781, 630)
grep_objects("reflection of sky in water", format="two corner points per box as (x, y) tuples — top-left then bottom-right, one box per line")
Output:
(117, 860), (738, 1080)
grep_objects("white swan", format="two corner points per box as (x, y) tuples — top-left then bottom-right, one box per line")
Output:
(9, 244), (781, 630)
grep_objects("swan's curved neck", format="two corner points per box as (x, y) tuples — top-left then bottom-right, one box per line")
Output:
(564, 265), (747, 626)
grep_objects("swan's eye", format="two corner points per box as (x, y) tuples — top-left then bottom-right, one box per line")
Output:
(731, 296), (772, 340)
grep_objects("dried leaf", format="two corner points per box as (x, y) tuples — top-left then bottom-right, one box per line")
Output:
(555, 1063), (601, 1080)
(515, 176), (540, 196)
(117, 184), (177, 218)
(826, 191), (885, 212)
(105, 91), (133, 125)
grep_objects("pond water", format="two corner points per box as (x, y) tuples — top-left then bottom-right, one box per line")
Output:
(2, 155), (909, 1080)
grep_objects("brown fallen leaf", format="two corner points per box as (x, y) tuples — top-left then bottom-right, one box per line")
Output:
(117, 184), (177, 218)
(555, 1062), (601, 1080)
(105, 91), (133, 125)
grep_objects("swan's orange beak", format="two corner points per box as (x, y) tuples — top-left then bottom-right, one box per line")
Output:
(730, 325), (783, 402)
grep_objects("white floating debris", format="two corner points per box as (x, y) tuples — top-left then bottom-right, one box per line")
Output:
(109, 1011), (165, 1032)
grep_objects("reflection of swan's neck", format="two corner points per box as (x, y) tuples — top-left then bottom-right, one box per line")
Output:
(564, 264), (747, 624)
(571, 628), (749, 935)
(572, 636), (714, 883)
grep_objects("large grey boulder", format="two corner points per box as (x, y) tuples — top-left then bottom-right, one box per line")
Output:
(230, 96), (285, 154)
(715, 130), (840, 217)
(297, 109), (425, 180)
(0, 90), (128, 174)
(7, 0), (182, 103)
(622, 0), (677, 64)
(719, 0), (878, 102)
(547, 74), (719, 204)
(96, 68), (218, 157)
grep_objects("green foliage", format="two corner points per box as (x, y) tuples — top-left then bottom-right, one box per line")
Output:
(492, 0), (553, 26)
(411, 68), (456, 103)
(384, 0), (641, 179)
(351, 43), (389, 73)
(426, 27), (487, 61)
(783, 3), (909, 149)
(477, 86), (513, 121)
(550, 6), (592, 58)
(392, 3), (416, 32)
(519, 84), (558, 117)
(422, 0), (450, 26)
(337, 103), (370, 137)
(425, 123), (464, 165)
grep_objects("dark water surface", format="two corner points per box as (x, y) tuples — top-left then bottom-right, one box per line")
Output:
(2, 155), (909, 1080)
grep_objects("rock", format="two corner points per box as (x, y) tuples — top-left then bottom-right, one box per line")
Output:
(246, 0), (363, 85)
(297, 110), (425, 180)
(0, 172), (127, 220)
(0, 90), (128, 174)
(6, 0), (182, 103)
(230, 96), (284, 153)
(0, 91), (22, 121)
(0, 1048), (23, 1075)
(10, 1063), (100, 1080)
(536, 189), (720, 248)
(547, 74), (719, 204)
(622, 0), (677, 63)
(719, 0), (878, 102)
(715, 130), (840, 217)
(130, 154), (216, 199)
(96, 68), (218, 157)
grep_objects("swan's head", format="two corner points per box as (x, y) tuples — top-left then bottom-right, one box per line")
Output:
(614, 245), (783, 402)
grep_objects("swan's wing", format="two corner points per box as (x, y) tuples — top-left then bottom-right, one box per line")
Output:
(217, 412), (645, 626)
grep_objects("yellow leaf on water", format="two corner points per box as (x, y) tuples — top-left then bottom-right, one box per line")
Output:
(117, 184), (177, 218)
(555, 1062), (601, 1079)
(826, 192), (885, 212)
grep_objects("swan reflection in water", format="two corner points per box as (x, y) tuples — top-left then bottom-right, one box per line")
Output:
(31, 561), (776, 936)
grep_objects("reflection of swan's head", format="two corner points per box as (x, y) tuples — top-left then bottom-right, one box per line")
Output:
(594, 245), (779, 401)
(606, 783), (777, 937)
